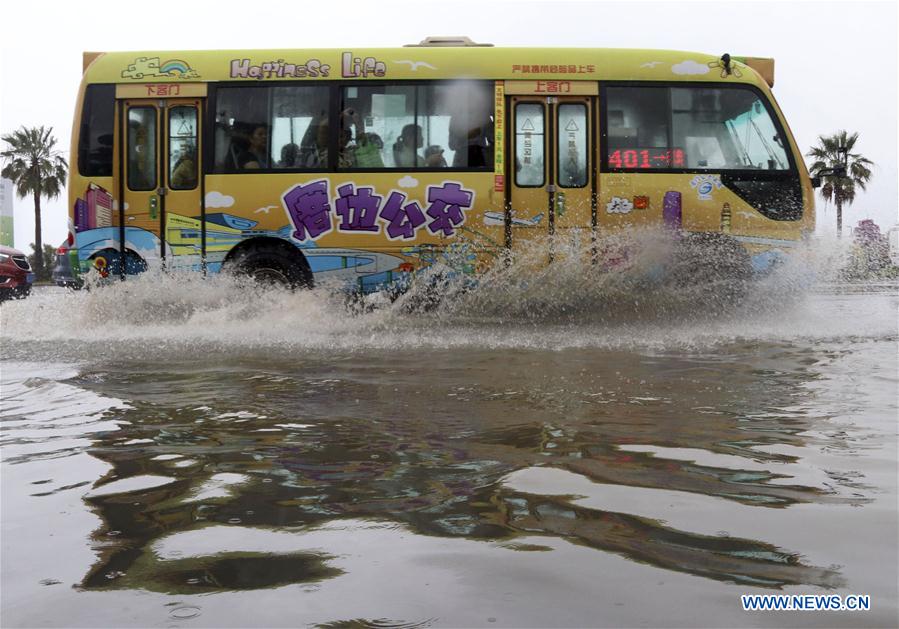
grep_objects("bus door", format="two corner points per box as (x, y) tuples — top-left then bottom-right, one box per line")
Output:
(507, 85), (597, 260)
(116, 89), (205, 274)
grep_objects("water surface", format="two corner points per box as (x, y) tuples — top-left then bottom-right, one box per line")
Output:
(1, 269), (897, 628)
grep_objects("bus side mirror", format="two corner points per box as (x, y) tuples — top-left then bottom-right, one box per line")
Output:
(811, 176), (822, 188)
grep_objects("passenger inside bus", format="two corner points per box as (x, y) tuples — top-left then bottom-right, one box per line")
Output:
(305, 110), (385, 169)
(236, 124), (270, 169)
(278, 142), (301, 168)
(424, 145), (447, 167)
(170, 145), (197, 188)
(304, 120), (351, 168)
(393, 124), (445, 168)
(449, 112), (492, 168)
(393, 124), (423, 167)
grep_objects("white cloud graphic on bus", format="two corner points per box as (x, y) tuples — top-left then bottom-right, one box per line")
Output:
(205, 192), (235, 208)
(398, 176), (419, 188)
(671, 60), (710, 75)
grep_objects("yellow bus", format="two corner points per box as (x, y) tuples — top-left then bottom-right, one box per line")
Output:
(62, 37), (816, 292)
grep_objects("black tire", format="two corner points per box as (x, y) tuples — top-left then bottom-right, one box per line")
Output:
(667, 232), (752, 313)
(228, 244), (312, 289)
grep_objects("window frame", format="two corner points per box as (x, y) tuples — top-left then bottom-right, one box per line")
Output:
(337, 79), (496, 173)
(126, 106), (158, 192)
(208, 80), (495, 174)
(513, 100), (548, 189)
(78, 83), (116, 177)
(209, 82), (332, 175)
(599, 81), (797, 176)
(556, 101), (589, 189)
(168, 105), (199, 191)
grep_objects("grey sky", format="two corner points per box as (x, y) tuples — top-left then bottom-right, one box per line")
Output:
(1, 0), (896, 250)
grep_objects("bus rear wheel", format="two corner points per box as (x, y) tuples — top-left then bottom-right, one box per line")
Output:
(229, 244), (312, 290)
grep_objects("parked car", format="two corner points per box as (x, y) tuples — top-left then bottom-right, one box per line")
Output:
(0, 245), (34, 300)
(52, 241), (81, 288)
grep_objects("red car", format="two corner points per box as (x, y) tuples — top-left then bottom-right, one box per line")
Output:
(0, 245), (34, 300)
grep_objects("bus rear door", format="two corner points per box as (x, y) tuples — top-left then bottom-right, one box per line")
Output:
(115, 84), (206, 274)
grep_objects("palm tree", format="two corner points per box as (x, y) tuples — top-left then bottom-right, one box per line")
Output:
(806, 130), (873, 237)
(1, 126), (68, 279)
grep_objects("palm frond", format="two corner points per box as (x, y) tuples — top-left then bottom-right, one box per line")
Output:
(806, 130), (875, 215)
(1, 125), (68, 200)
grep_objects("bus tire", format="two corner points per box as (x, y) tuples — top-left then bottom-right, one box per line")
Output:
(228, 243), (313, 290)
(668, 232), (752, 312)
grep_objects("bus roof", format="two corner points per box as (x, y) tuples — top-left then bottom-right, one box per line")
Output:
(82, 46), (774, 88)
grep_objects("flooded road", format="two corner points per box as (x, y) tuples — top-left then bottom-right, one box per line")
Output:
(1, 270), (897, 627)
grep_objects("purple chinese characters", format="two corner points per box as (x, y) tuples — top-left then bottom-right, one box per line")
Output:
(281, 180), (475, 242)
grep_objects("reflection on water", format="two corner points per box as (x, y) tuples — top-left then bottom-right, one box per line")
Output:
(49, 341), (875, 593)
(1, 274), (897, 627)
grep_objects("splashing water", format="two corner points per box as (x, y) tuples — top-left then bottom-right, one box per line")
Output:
(1, 229), (893, 359)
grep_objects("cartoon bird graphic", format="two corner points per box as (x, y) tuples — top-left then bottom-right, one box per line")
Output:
(393, 60), (437, 72)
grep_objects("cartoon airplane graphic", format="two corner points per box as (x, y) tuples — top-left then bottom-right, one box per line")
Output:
(482, 211), (545, 227)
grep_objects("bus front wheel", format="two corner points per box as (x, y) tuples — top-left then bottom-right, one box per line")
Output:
(668, 232), (752, 312)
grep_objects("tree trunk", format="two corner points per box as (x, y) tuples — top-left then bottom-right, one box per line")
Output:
(836, 196), (843, 239)
(33, 186), (43, 279)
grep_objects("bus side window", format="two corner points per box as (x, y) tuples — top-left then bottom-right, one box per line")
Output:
(213, 85), (331, 172)
(169, 106), (198, 189)
(603, 85), (790, 172)
(514, 102), (544, 187)
(445, 83), (494, 169)
(271, 86), (330, 170)
(78, 84), (115, 177)
(127, 107), (157, 191)
(338, 81), (493, 170)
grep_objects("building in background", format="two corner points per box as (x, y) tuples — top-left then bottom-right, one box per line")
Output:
(0, 178), (14, 247)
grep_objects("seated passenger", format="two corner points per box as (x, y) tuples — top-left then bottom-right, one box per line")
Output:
(341, 108), (383, 169)
(307, 110), (385, 169)
(393, 124), (425, 168)
(304, 121), (330, 167)
(394, 125), (447, 168)
(236, 124), (269, 169)
(424, 145), (447, 168)
(305, 121), (356, 168)
(278, 142), (301, 168)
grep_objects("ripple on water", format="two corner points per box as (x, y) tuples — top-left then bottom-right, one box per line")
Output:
(0, 240), (896, 627)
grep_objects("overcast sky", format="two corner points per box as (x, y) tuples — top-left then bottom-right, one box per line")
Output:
(1, 0), (896, 250)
